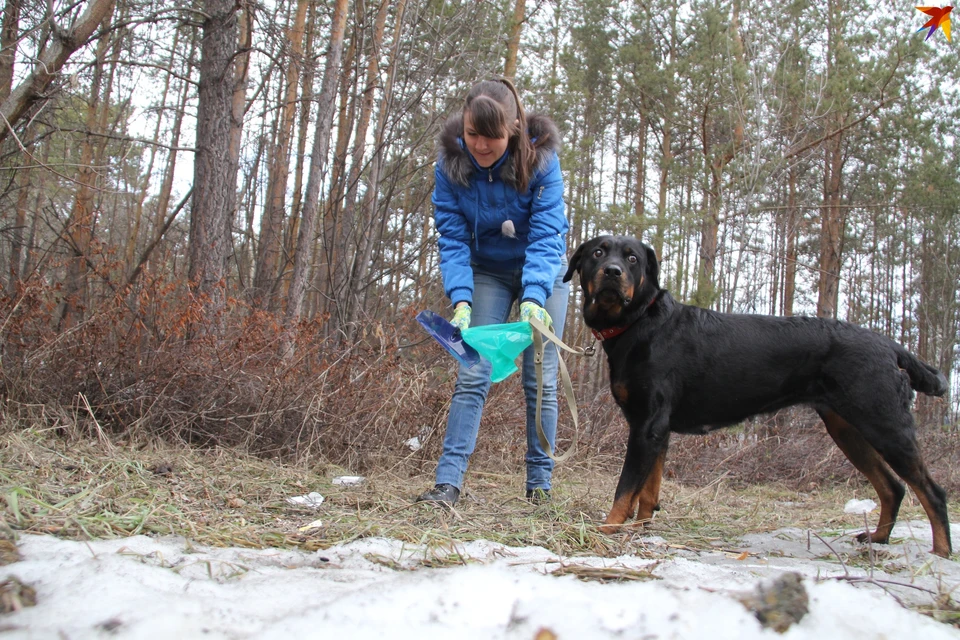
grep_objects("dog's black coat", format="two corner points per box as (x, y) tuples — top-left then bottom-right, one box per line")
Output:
(564, 235), (951, 556)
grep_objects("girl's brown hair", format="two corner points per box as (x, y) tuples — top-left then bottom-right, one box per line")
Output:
(463, 78), (538, 192)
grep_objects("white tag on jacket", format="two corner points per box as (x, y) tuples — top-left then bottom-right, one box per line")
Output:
(501, 220), (516, 238)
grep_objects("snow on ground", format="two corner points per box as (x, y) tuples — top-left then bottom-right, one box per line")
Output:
(3, 521), (960, 639)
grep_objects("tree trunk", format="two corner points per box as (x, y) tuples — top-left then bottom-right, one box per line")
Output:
(334, 0), (388, 333)
(817, 122), (844, 319)
(6, 142), (30, 294)
(125, 26), (180, 271)
(237, 132), (266, 289)
(57, 7), (114, 331)
(282, 0), (349, 355)
(0, 0), (19, 101)
(693, 3), (745, 310)
(253, 0), (308, 309)
(632, 113), (647, 238)
(19, 138), (48, 280)
(229, 3), (252, 209)
(317, 33), (359, 320)
(188, 0), (242, 332)
(288, 0), (317, 263)
(152, 34), (195, 246)
(655, 124), (670, 261)
(0, 0), (21, 293)
(782, 166), (799, 316)
(652, 5), (679, 259)
(345, 0), (407, 329)
(503, 0), (525, 78)
(817, 0), (845, 320)
(693, 158), (721, 309)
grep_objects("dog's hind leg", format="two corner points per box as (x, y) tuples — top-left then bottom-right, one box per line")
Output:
(820, 410), (904, 546)
(873, 437), (951, 557)
(823, 409), (951, 557)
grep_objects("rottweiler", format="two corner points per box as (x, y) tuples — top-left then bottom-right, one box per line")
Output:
(563, 235), (952, 557)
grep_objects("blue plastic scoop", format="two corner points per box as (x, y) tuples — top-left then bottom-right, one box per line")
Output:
(416, 310), (481, 368)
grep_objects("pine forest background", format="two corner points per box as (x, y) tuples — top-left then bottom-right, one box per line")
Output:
(0, 0), (958, 485)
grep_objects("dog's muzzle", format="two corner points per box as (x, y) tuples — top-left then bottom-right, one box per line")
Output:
(592, 264), (632, 306)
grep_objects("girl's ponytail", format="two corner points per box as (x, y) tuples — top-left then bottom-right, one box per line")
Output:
(498, 78), (536, 192)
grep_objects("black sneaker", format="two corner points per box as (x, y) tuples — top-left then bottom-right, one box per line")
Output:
(526, 488), (551, 505)
(416, 483), (460, 507)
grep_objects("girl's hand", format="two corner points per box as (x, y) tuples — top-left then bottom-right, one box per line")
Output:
(451, 304), (472, 332)
(520, 301), (553, 329)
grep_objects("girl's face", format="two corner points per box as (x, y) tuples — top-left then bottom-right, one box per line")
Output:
(463, 111), (510, 168)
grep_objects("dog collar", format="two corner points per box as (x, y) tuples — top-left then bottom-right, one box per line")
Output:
(590, 296), (657, 342)
(591, 326), (629, 341)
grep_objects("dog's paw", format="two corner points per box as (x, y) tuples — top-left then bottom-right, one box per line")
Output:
(599, 519), (648, 535)
(855, 530), (890, 545)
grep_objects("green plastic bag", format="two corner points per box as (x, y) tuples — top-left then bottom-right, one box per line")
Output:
(461, 322), (533, 382)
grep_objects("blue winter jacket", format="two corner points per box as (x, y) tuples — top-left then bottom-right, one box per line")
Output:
(432, 113), (568, 308)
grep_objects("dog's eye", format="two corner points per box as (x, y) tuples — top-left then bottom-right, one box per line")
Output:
(627, 255), (638, 263)
(593, 248), (603, 258)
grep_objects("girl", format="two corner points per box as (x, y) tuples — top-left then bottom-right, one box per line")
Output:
(417, 78), (569, 506)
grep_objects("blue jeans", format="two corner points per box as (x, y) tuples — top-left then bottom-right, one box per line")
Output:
(435, 261), (570, 492)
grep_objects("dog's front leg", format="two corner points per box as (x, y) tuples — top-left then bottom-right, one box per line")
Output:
(600, 411), (670, 534)
(634, 445), (667, 521)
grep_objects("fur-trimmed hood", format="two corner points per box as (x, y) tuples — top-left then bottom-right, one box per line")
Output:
(437, 112), (562, 190)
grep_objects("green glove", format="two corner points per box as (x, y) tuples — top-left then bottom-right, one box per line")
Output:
(451, 304), (472, 332)
(520, 300), (553, 329)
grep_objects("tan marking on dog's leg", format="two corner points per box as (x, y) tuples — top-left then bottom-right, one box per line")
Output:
(906, 481), (952, 557)
(821, 411), (902, 545)
(908, 483), (952, 558)
(634, 449), (666, 522)
(600, 448), (667, 535)
(890, 453), (952, 557)
(599, 494), (637, 534)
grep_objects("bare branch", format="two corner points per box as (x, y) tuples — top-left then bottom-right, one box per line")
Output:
(0, 0), (116, 146)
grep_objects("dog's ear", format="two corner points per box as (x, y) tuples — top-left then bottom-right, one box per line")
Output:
(644, 244), (660, 289)
(563, 243), (586, 282)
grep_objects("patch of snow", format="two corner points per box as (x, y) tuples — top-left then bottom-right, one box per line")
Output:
(2, 521), (959, 638)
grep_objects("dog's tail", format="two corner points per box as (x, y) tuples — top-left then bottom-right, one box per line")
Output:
(896, 346), (949, 397)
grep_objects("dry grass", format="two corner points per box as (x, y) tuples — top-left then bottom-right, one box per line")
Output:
(0, 418), (948, 560)
(6, 415), (960, 625)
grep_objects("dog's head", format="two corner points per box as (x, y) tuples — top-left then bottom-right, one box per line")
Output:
(563, 235), (660, 329)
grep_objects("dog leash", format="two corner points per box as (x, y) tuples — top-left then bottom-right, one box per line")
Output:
(528, 316), (596, 462)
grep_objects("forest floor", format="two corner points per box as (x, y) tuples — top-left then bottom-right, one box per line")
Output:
(2, 427), (960, 638)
